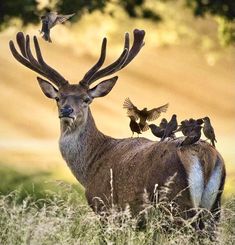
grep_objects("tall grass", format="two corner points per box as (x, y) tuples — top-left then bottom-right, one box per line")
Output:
(0, 177), (234, 245)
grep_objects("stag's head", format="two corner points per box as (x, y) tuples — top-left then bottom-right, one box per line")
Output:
(9, 30), (145, 132)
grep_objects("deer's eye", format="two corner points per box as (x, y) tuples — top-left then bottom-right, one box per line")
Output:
(83, 97), (91, 104)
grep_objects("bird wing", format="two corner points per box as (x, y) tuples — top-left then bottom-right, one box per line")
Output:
(146, 103), (169, 121)
(46, 13), (58, 29)
(209, 127), (216, 140)
(139, 122), (149, 132)
(52, 13), (75, 27)
(123, 98), (140, 120)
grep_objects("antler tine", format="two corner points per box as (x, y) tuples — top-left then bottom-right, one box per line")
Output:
(120, 29), (145, 69)
(124, 32), (130, 50)
(25, 35), (41, 68)
(80, 38), (107, 86)
(16, 32), (27, 58)
(33, 36), (68, 87)
(10, 32), (68, 88)
(9, 37), (46, 77)
(82, 29), (144, 87)
(25, 35), (62, 87)
(86, 32), (130, 86)
(87, 48), (129, 85)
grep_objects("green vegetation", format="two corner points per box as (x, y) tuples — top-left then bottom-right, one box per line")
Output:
(0, 165), (85, 204)
(0, 166), (234, 245)
(0, 0), (234, 45)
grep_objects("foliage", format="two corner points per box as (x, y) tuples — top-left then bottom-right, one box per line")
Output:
(185, 0), (235, 21)
(0, 0), (234, 44)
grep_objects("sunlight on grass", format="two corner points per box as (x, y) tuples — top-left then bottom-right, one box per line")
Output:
(0, 181), (234, 245)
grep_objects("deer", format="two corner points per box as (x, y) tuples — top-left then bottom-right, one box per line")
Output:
(9, 30), (226, 227)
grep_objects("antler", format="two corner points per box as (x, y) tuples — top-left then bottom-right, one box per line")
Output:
(80, 29), (145, 87)
(9, 32), (68, 88)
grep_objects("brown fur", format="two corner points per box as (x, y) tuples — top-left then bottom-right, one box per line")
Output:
(59, 109), (226, 217)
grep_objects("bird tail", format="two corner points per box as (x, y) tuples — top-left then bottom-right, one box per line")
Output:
(160, 134), (166, 141)
(42, 33), (52, 43)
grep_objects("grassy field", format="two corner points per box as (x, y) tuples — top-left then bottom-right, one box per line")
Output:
(0, 166), (234, 245)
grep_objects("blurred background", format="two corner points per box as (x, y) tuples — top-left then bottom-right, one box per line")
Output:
(0, 0), (234, 199)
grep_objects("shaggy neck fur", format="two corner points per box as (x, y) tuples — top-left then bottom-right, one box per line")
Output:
(59, 108), (111, 187)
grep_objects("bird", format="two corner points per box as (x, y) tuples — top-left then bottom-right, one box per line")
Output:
(128, 116), (142, 137)
(149, 124), (165, 139)
(159, 118), (168, 129)
(177, 118), (203, 136)
(176, 120), (190, 136)
(123, 98), (169, 132)
(196, 118), (204, 125)
(180, 124), (202, 146)
(40, 11), (75, 42)
(203, 117), (217, 147)
(161, 114), (177, 141)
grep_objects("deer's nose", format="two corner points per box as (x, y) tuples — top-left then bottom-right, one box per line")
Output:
(60, 105), (74, 117)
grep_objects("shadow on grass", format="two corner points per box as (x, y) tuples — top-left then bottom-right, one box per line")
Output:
(0, 164), (85, 204)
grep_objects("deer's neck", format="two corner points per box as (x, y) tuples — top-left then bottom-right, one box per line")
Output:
(59, 109), (111, 187)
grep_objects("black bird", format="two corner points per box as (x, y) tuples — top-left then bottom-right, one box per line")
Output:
(161, 114), (177, 141)
(123, 98), (169, 132)
(40, 12), (75, 42)
(128, 116), (142, 137)
(149, 124), (165, 139)
(196, 118), (204, 125)
(159, 118), (168, 129)
(177, 118), (203, 136)
(176, 120), (189, 136)
(203, 117), (217, 147)
(180, 124), (202, 146)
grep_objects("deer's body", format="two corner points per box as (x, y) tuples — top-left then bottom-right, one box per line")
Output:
(60, 108), (225, 216)
(9, 30), (225, 222)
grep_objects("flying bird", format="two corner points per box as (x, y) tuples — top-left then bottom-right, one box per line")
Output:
(149, 124), (165, 139)
(40, 12), (75, 42)
(123, 98), (169, 132)
(180, 124), (202, 147)
(128, 116), (142, 137)
(161, 114), (177, 141)
(203, 117), (217, 147)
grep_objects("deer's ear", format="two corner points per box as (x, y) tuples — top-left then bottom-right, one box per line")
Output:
(37, 77), (58, 99)
(88, 76), (118, 98)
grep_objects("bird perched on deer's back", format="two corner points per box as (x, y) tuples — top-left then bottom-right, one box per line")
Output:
(40, 11), (75, 42)
(159, 118), (168, 129)
(128, 116), (142, 137)
(177, 118), (203, 136)
(180, 124), (202, 147)
(203, 116), (217, 147)
(161, 114), (177, 141)
(149, 124), (165, 139)
(123, 98), (169, 132)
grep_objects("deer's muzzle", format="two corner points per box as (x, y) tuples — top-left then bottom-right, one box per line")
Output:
(59, 106), (74, 118)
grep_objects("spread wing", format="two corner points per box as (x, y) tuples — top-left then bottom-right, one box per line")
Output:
(47, 13), (58, 29)
(123, 98), (140, 120)
(52, 13), (75, 27)
(146, 103), (169, 121)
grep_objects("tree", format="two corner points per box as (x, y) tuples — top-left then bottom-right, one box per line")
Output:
(0, 0), (234, 45)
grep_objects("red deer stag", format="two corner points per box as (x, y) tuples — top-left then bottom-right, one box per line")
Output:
(9, 30), (225, 223)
